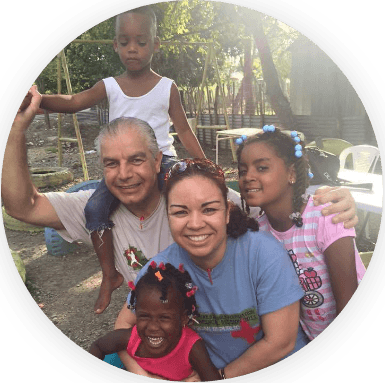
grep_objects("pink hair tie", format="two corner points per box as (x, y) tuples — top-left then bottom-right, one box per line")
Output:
(178, 264), (185, 273)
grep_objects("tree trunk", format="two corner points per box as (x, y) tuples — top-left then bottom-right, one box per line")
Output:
(243, 39), (256, 115)
(245, 11), (297, 130)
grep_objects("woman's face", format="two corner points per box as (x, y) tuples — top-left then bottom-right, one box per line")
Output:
(167, 175), (229, 269)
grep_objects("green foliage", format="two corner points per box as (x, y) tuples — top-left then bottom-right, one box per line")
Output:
(36, 1), (299, 94)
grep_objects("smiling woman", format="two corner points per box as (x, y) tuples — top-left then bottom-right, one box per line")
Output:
(113, 158), (310, 379)
(166, 176), (229, 270)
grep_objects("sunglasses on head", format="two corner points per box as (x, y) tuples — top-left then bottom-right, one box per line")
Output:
(164, 158), (225, 182)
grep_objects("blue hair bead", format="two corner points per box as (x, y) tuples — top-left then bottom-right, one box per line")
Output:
(241, 135), (247, 140)
(235, 137), (243, 145)
(290, 131), (298, 138)
(294, 136), (301, 143)
(308, 172), (314, 179)
(262, 125), (275, 133)
(295, 150), (303, 158)
(178, 161), (187, 172)
(295, 144), (302, 151)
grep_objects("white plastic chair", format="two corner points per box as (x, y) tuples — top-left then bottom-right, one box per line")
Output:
(340, 145), (380, 241)
(339, 145), (380, 173)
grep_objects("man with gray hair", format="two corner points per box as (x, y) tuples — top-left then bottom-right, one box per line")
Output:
(2, 86), (173, 290)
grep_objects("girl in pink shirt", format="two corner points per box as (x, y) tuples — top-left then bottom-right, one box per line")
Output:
(236, 126), (366, 340)
(89, 262), (220, 381)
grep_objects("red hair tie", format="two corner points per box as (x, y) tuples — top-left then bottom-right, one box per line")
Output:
(150, 261), (157, 269)
(186, 286), (198, 298)
(128, 281), (136, 291)
(158, 262), (166, 270)
(178, 264), (185, 273)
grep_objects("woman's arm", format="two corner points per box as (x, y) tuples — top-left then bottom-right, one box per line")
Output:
(223, 301), (300, 379)
(324, 237), (358, 315)
(189, 340), (221, 381)
(89, 328), (131, 360)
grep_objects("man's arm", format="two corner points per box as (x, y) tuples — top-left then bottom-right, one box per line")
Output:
(1, 86), (64, 230)
(313, 186), (358, 229)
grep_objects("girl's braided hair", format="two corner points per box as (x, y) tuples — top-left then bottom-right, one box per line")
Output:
(129, 262), (198, 321)
(236, 128), (310, 227)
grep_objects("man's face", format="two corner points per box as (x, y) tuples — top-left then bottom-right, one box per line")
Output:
(100, 128), (162, 211)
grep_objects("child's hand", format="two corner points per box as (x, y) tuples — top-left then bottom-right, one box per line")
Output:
(13, 85), (42, 132)
(183, 370), (201, 382)
(18, 91), (33, 112)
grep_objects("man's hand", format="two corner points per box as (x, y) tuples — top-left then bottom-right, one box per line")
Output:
(313, 186), (358, 229)
(13, 85), (42, 132)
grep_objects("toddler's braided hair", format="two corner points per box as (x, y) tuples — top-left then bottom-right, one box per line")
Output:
(129, 263), (198, 320)
(236, 128), (310, 227)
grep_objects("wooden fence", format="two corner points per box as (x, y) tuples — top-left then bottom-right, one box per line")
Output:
(194, 114), (377, 150)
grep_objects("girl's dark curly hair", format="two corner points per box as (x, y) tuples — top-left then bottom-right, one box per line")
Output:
(129, 263), (198, 321)
(163, 158), (258, 238)
(236, 128), (310, 227)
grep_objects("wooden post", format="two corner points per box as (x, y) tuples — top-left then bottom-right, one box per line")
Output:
(57, 55), (63, 167)
(195, 44), (212, 133)
(212, 44), (237, 161)
(60, 50), (89, 180)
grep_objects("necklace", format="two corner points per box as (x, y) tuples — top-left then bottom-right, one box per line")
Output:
(136, 195), (163, 230)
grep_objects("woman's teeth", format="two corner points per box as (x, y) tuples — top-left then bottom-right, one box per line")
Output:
(188, 235), (209, 242)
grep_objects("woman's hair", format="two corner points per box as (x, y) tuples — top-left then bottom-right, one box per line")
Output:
(94, 116), (160, 160)
(163, 158), (258, 237)
(236, 128), (310, 227)
(129, 262), (198, 321)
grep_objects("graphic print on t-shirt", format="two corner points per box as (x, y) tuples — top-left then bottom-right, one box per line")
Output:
(287, 249), (324, 309)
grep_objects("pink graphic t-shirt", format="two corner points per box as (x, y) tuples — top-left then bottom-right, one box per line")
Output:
(257, 197), (366, 340)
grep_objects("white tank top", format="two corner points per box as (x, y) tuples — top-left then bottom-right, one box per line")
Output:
(103, 76), (176, 156)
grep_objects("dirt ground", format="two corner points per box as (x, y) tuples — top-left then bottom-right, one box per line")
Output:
(4, 114), (379, 353)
